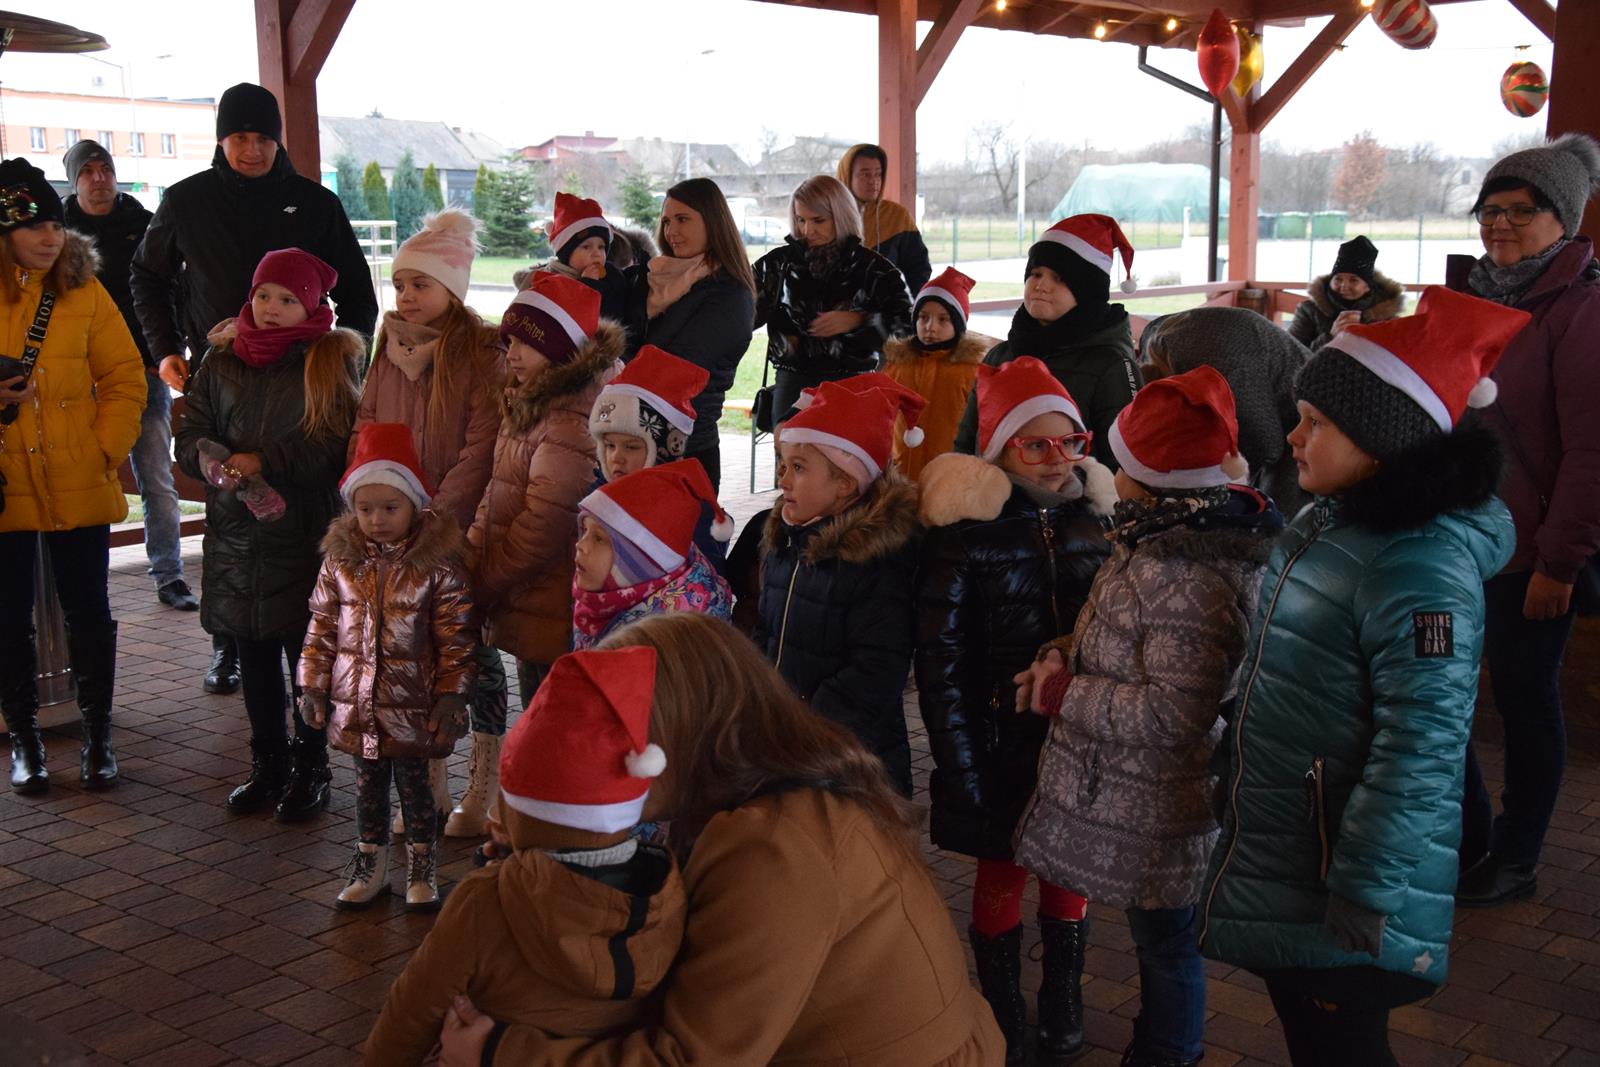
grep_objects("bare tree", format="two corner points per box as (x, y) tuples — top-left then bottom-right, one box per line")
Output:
(968, 121), (1020, 211)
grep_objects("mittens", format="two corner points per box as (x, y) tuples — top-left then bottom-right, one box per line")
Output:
(240, 479), (286, 522)
(196, 438), (238, 490)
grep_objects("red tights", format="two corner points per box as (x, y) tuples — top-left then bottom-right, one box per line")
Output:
(971, 858), (1088, 936)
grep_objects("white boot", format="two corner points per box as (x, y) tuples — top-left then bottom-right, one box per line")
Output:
(445, 732), (501, 838)
(335, 842), (390, 909)
(405, 843), (440, 912)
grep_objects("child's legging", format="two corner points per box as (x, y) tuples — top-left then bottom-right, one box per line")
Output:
(467, 643), (509, 735)
(354, 756), (435, 846)
(972, 858), (1089, 936)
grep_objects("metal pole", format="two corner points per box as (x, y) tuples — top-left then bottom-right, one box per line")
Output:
(1208, 102), (1221, 283)
(1016, 141), (1026, 242)
(1416, 213), (1425, 283)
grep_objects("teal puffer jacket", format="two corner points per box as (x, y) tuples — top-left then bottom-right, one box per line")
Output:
(1199, 485), (1513, 985)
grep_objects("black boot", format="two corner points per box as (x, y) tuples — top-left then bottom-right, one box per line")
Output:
(68, 621), (118, 790)
(1120, 1031), (1204, 1067)
(2, 634), (48, 795)
(227, 739), (289, 813)
(204, 634), (240, 695)
(1038, 913), (1088, 1061)
(970, 925), (1027, 1066)
(275, 735), (331, 823)
(1456, 852), (1538, 908)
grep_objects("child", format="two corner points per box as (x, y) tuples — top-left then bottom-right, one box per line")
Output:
(573, 459), (734, 650)
(953, 214), (1142, 468)
(466, 270), (623, 812)
(1200, 288), (1525, 1067)
(297, 423), (476, 910)
(175, 248), (362, 821)
(756, 373), (925, 794)
(883, 267), (996, 479)
(914, 356), (1115, 1064)
(528, 192), (637, 337)
(351, 207), (509, 839)
(362, 646), (687, 1066)
(1012, 366), (1283, 1067)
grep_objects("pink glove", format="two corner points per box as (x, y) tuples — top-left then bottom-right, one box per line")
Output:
(196, 438), (239, 490)
(241, 478), (286, 522)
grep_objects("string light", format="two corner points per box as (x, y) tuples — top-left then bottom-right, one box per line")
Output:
(1360, 0), (1375, 7)
(1165, 17), (1180, 32)
(1093, 21), (1108, 38)
(995, 0), (1006, 10)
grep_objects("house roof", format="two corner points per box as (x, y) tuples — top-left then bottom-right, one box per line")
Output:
(320, 115), (487, 171)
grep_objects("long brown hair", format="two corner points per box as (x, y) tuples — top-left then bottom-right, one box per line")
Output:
(300, 327), (362, 439)
(655, 177), (756, 297)
(369, 295), (500, 427)
(598, 613), (920, 858)
(1, 230), (73, 303)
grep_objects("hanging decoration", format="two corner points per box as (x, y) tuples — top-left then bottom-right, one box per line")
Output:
(1500, 60), (1549, 118)
(1197, 9), (1240, 99)
(1231, 26), (1264, 97)
(1371, 0), (1438, 50)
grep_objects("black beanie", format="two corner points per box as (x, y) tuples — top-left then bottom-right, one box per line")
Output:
(557, 225), (613, 265)
(1026, 240), (1110, 308)
(1330, 235), (1378, 284)
(1294, 347), (1438, 460)
(0, 158), (64, 231)
(216, 83), (283, 142)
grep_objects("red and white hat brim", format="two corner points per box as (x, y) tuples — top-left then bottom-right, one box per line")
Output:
(580, 487), (687, 573)
(601, 383), (696, 435)
(1325, 333), (1452, 433)
(499, 788), (646, 834)
(518, 289), (589, 347)
(982, 394), (1086, 461)
(552, 215), (611, 256)
(1108, 418), (1235, 490)
(915, 284), (968, 324)
(1038, 229), (1114, 276)
(777, 427), (883, 482)
(342, 461), (430, 507)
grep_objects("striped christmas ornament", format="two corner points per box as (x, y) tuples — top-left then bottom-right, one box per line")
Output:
(1371, 0), (1437, 50)
(1500, 61), (1549, 118)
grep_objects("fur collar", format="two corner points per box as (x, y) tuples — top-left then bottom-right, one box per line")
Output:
(1137, 524), (1277, 565)
(320, 508), (466, 570)
(1307, 272), (1405, 320)
(1337, 420), (1503, 533)
(51, 231), (101, 291)
(918, 452), (1115, 527)
(503, 320), (625, 433)
(882, 331), (995, 368)
(764, 470), (920, 565)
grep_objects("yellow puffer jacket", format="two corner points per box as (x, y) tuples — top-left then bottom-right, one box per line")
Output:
(0, 232), (145, 533)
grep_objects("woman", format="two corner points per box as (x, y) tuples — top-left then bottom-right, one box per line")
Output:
(1286, 235), (1404, 351)
(436, 612), (1003, 1066)
(754, 175), (914, 419)
(0, 159), (145, 794)
(638, 178), (755, 492)
(1452, 132), (1600, 908)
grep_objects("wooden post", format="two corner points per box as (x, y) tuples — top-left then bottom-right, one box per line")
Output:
(877, 0), (917, 206)
(1223, 21), (1264, 283)
(1547, 0), (1600, 247)
(254, 0), (354, 179)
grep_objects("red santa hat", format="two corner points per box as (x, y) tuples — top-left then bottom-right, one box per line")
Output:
(579, 458), (734, 571)
(1109, 366), (1249, 490)
(914, 267), (976, 332)
(976, 356), (1087, 462)
(340, 422), (433, 509)
(498, 646), (664, 834)
(590, 345), (709, 466)
(1032, 213), (1137, 295)
(500, 270), (600, 363)
(550, 191), (613, 262)
(779, 374), (927, 488)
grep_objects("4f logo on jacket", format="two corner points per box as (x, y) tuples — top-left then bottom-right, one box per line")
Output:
(1413, 612), (1454, 658)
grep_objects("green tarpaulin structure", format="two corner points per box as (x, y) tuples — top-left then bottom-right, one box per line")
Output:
(1051, 162), (1228, 224)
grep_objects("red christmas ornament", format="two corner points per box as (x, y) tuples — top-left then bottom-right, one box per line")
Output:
(1500, 60), (1549, 118)
(1372, 0), (1438, 50)
(1196, 8), (1240, 99)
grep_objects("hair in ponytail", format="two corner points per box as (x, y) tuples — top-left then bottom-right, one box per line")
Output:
(300, 327), (363, 440)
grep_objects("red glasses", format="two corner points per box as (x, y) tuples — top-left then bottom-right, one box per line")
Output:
(1008, 432), (1093, 464)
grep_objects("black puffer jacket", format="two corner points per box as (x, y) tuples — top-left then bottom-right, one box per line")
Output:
(639, 273), (756, 457)
(65, 193), (155, 367)
(753, 237), (913, 379)
(915, 454), (1116, 859)
(1286, 272), (1405, 352)
(755, 474), (921, 794)
(176, 336), (361, 641)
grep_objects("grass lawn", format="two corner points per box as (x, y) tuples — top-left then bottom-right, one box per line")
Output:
(123, 496), (206, 524)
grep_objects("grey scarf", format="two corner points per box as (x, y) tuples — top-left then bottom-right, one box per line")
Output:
(1468, 238), (1568, 306)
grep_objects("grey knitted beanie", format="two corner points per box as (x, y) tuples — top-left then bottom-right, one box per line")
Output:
(1294, 347), (1438, 460)
(1477, 133), (1600, 237)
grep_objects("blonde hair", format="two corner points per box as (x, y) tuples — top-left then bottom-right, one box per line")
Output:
(299, 328), (362, 439)
(790, 175), (863, 243)
(1, 230), (73, 303)
(597, 613), (920, 859)
(368, 296), (500, 428)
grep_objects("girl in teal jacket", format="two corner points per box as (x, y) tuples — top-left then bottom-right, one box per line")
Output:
(1199, 287), (1527, 1067)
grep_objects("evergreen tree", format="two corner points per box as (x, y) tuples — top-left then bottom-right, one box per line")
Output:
(481, 166), (544, 258)
(390, 149), (427, 241)
(421, 163), (445, 213)
(619, 168), (658, 228)
(471, 163), (493, 217)
(334, 154), (367, 220)
(362, 162), (390, 222)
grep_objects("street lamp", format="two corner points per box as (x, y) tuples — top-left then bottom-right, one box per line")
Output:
(78, 52), (172, 186)
(684, 48), (716, 180)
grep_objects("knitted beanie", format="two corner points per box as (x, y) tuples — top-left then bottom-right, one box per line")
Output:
(1330, 235), (1378, 284)
(1294, 349), (1440, 459)
(63, 140), (113, 185)
(216, 83), (282, 143)
(0, 159), (63, 231)
(1027, 242), (1109, 308)
(1475, 133), (1600, 237)
(393, 209), (479, 303)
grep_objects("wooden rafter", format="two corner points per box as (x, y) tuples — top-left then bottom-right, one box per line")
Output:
(1247, 8), (1361, 133)
(914, 0), (983, 105)
(286, 0), (356, 85)
(1505, 0), (1555, 41)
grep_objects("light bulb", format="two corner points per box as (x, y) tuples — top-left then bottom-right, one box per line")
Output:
(1360, 0), (1375, 7)
(1093, 21), (1108, 38)
(1165, 17), (1179, 31)
(995, 0), (1006, 10)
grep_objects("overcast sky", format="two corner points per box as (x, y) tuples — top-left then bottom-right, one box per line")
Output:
(15, 0), (1557, 163)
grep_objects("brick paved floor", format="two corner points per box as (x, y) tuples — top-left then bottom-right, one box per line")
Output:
(1, 435), (1596, 1065)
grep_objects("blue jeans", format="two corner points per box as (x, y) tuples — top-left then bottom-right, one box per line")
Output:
(1127, 905), (1206, 1061)
(127, 372), (183, 588)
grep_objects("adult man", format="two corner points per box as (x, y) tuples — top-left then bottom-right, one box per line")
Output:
(837, 143), (932, 294)
(131, 82), (377, 695)
(62, 140), (197, 614)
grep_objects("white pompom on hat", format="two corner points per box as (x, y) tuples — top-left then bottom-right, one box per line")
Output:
(780, 372), (929, 485)
(393, 208), (480, 303)
(579, 458), (734, 575)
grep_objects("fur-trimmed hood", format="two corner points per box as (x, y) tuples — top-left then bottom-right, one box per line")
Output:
(503, 320), (625, 433)
(320, 507), (467, 570)
(1137, 522), (1278, 566)
(917, 452), (1116, 528)
(882, 331), (995, 368)
(1306, 271), (1405, 320)
(54, 230), (102, 291)
(765, 470), (920, 565)
(1337, 418), (1504, 534)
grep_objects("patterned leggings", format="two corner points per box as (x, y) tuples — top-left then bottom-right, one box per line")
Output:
(354, 756), (434, 846)
(468, 643), (509, 735)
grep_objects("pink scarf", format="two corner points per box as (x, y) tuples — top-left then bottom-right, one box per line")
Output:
(232, 301), (335, 369)
(571, 565), (684, 646)
(646, 254), (712, 319)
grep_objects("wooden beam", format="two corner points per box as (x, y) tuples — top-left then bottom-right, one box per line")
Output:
(287, 0), (355, 85)
(1248, 9), (1361, 132)
(877, 0), (918, 205)
(914, 0), (982, 106)
(1226, 19), (1264, 283)
(1547, 0), (1600, 247)
(1505, 0), (1556, 41)
(255, 0), (353, 179)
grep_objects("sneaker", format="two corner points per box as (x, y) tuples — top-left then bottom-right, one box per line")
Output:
(405, 844), (440, 912)
(1456, 853), (1537, 908)
(335, 843), (390, 909)
(157, 580), (199, 611)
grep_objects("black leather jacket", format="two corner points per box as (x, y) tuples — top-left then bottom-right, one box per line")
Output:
(753, 236), (913, 379)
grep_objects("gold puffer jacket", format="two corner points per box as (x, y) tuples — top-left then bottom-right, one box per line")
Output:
(298, 509), (478, 759)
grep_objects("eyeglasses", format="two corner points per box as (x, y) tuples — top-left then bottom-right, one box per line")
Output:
(1474, 205), (1551, 227)
(1008, 432), (1093, 464)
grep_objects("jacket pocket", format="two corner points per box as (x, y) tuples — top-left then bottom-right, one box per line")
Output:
(1304, 756), (1330, 882)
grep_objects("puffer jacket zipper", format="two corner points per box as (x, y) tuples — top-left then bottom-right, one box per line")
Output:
(1199, 502), (1331, 947)
(773, 563), (801, 672)
(1040, 508), (1062, 634)
(1305, 756), (1330, 882)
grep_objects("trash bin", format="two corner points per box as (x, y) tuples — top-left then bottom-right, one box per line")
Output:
(34, 534), (76, 709)
(1312, 211), (1348, 239)
(1277, 212), (1310, 239)
(1257, 213), (1279, 240)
